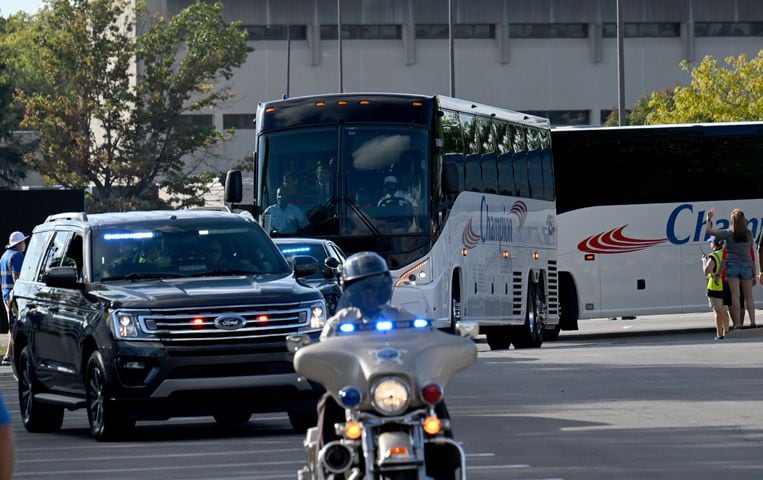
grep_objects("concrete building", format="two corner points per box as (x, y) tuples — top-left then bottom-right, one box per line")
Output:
(149, 0), (763, 176)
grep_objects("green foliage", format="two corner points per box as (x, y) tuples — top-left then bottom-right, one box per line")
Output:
(618, 50), (763, 126)
(0, 14), (33, 186)
(8, 0), (251, 212)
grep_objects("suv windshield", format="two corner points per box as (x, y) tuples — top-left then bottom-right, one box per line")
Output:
(92, 220), (290, 281)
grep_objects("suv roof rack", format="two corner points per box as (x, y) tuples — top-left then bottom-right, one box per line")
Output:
(46, 212), (88, 223)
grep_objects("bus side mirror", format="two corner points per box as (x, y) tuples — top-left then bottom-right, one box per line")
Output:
(442, 162), (460, 195)
(224, 170), (243, 204)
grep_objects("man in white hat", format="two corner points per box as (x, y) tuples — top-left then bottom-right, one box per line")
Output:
(1, 231), (27, 365)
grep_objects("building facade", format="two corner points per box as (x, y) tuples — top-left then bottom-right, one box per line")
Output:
(148, 0), (763, 176)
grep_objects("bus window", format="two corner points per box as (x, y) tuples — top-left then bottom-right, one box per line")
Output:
(482, 152), (498, 194)
(540, 130), (555, 201)
(497, 151), (514, 195)
(465, 154), (482, 192)
(477, 115), (495, 154)
(527, 128), (544, 200)
(441, 109), (464, 155)
(495, 120), (511, 155)
(512, 152), (530, 198)
(460, 113), (480, 155)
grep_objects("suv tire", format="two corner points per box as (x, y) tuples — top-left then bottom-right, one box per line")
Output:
(86, 351), (134, 441)
(18, 346), (64, 433)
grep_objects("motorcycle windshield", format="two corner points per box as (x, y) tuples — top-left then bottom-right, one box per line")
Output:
(294, 325), (477, 410)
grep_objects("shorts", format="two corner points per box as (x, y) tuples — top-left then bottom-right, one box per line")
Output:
(725, 262), (753, 281)
(708, 296), (724, 309)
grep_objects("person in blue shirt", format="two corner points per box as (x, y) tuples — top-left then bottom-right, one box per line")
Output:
(0, 392), (14, 480)
(1, 231), (27, 365)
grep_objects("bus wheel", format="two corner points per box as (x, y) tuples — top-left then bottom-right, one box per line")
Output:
(484, 326), (511, 350)
(513, 281), (546, 349)
(444, 275), (461, 334)
(543, 323), (561, 341)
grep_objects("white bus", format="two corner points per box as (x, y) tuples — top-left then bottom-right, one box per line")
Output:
(229, 93), (559, 349)
(551, 122), (763, 333)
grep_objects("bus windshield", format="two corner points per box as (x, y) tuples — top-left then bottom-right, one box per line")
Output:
(259, 124), (430, 240)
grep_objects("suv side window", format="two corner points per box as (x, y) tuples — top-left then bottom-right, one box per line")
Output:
(62, 233), (85, 281)
(37, 231), (73, 282)
(19, 230), (54, 282)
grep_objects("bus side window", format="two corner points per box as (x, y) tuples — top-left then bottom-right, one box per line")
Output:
(527, 128), (544, 200)
(465, 154), (482, 193)
(512, 126), (530, 198)
(540, 130), (555, 201)
(498, 152), (514, 196)
(482, 152), (498, 194)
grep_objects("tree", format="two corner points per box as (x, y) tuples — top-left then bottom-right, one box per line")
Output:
(0, 14), (33, 186)
(15, 0), (251, 212)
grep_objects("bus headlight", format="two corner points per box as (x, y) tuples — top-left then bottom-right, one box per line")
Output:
(395, 258), (431, 287)
(371, 377), (410, 416)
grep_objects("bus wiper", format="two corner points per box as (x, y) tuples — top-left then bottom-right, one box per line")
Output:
(345, 196), (393, 250)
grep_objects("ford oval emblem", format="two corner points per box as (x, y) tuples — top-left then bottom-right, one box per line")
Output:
(213, 315), (247, 330)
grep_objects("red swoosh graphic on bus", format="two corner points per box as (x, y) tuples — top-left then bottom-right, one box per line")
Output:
(509, 201), (527, 228)
(577, 225), (667, 254)
(462, 218), (480, 249)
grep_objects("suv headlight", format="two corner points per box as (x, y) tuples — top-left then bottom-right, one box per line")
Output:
(109, 311), (154, 340)
(309, 301), (327, 329)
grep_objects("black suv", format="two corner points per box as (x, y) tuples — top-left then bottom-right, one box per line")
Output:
(11, 210), (326, 440)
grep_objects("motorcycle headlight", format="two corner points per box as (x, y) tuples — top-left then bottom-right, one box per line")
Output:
(371, 377), (411, 416)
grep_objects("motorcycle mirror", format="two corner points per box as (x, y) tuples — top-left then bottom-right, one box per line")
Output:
(286, 334), (312, 354)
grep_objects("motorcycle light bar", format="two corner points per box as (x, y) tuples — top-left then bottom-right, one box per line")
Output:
(336, 319), (431, 334)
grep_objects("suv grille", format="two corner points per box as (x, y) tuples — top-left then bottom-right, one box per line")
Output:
(138, 302), (310, 342)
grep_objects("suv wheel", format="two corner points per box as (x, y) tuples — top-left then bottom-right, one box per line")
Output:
(86, 351), (134, 441)
(18, 346), (64, 433)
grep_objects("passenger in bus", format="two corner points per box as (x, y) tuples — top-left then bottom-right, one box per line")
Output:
(703, 237), (730, 339)
(281, 172), (305, 206)
(705, 208), (757, 330)
(263, 187), (309, 234)
(312, 161), (334, 200)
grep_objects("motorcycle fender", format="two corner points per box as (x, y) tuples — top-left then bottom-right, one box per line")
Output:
(376, 431), (418, 466)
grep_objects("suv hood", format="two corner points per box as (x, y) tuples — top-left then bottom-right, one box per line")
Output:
(87, 274), (322, 308)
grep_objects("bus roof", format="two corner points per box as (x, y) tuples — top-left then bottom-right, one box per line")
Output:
(552, 121), (763, 136)
(256, 92), (550, 131)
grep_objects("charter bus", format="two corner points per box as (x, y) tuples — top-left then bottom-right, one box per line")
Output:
(551, 122), (763, 333)
(226, 93), (559, 349)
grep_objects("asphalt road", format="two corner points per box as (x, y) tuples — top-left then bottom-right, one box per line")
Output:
(1, 314), (762, 479)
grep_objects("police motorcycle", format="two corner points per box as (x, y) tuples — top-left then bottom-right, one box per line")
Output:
(287, 252), (477, 480)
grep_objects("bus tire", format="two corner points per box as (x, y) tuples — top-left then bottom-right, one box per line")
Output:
(484, 326), (512, 350)
(559, 273), (579, 331)
(445, 272), (462, 335)
(512, 280), (546, 349)
(543, 323), (561, 341)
